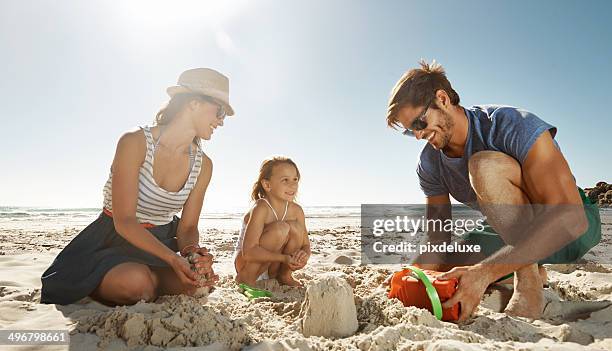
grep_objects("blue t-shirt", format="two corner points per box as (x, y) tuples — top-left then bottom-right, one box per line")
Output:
(417, 105), (558, 206)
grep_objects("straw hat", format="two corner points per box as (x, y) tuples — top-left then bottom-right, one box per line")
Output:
(166, 68), (235, 116)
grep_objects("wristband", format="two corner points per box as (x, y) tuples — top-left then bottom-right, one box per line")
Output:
(180, 244), (200, 257)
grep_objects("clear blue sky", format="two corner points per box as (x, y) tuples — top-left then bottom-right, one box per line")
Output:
(1, 0), (610, 210)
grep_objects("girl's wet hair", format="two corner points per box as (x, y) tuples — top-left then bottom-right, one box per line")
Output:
(251, 156), (301, 201)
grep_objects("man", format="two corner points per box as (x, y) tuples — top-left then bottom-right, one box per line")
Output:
(386, 60), (601, 321)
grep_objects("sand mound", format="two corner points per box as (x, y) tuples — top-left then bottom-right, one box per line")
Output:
(74, 295), (250, 349)
(299, 273), (358, 337)
(333, 254), (354, 265)
(548, 270), (612, 301)
(357, 294), (443, 331)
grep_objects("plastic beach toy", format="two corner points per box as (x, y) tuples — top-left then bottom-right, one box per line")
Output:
(239, 283), (273, 299)
(388, 266), (460, 321)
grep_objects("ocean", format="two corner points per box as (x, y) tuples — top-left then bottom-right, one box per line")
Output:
(2, 205), (609, 233)
(0, 206), (361, 232)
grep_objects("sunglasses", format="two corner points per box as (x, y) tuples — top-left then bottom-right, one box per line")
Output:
(402, 98), (433, 137)
(199, 95), (227, 119)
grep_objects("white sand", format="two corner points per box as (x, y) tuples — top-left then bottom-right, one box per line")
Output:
(0, 214), (611, 350)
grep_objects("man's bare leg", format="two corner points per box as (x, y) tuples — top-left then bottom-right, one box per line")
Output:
(469, 151), (544, 319)
(495, 265), (547, 286)
(504, 263), (545, 318)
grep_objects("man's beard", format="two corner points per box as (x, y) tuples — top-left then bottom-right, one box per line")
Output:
(438, 111), (454, 150)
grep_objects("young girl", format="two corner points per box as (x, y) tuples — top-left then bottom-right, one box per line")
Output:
(41, 68), (234, 306)
(234, 157), (311, 287)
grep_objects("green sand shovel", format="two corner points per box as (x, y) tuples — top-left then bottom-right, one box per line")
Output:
(239, 283), (273, 299)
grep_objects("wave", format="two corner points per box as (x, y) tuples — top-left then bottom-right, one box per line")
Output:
(0, 206), (362, 220)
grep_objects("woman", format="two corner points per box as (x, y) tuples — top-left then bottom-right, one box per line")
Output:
(41, 68), (235, 306)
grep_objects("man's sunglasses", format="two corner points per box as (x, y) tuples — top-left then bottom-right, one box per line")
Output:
(402, 98), (433, 137)
(199, 95), (227, 119)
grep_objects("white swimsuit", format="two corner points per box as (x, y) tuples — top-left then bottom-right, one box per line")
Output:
(235, 199), (288, 280)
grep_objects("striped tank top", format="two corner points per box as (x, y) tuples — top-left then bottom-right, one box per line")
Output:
(102, 126), (204, 226)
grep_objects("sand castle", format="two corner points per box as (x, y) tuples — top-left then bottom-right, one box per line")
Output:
(299, 273), (358, 338)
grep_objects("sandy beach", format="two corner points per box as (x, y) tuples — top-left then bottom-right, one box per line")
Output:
(1, 209), (611, 351)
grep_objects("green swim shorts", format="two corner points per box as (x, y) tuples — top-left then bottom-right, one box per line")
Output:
(463, 188), (602, 264)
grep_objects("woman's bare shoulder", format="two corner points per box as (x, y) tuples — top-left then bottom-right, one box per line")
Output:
(117, 129), (147, 148)
(111, 129), (146, 169)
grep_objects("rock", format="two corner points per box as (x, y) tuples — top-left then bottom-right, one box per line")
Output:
(584, 182), (611, 207)
(599, 199), (606, 206)
(598, 193), (606, 200)
(299, 274), (358, 338)
(333, 254), (354, 265)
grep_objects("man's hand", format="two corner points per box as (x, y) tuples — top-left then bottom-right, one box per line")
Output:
(438, 265), (492, 322)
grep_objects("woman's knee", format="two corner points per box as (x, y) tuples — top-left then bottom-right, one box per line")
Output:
(112, 264), (158, 303)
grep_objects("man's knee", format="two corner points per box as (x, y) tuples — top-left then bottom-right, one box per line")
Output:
(469, 151), (521, 193)
(469, 151), (519, 178)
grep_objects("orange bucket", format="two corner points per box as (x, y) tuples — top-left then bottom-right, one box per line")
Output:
(388, 266), (460, 321)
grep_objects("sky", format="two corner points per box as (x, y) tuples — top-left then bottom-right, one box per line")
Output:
(1, 0), (611, 211)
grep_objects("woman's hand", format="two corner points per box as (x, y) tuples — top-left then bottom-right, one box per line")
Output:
(167, 254), (199, 287)
(192, 247), (219, 286)
(181, 245), (219, 287)
(188, 247), (213, 273)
